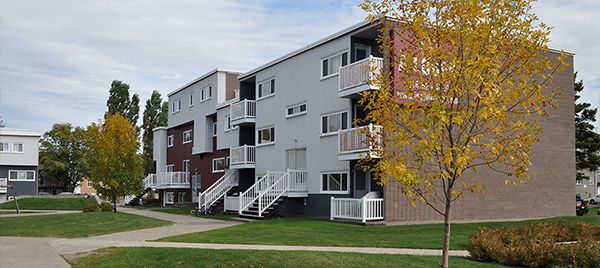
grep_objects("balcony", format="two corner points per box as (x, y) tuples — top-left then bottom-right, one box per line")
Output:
(144, 172), (190, 189)
(231, 99), (256, 125)
(338, 124), (383, 161)
(330, 192), (384, 223)
(229, 145), (256, 169)
(338, 56), (383, 98)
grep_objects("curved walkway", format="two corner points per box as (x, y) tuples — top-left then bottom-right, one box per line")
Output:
(1, 207), (470, 268)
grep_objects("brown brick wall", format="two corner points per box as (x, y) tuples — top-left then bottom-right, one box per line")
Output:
(384, 52), (575, 223)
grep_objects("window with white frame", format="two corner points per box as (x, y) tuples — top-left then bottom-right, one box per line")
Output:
(0, 142), (9, 152)
(8, 170), (35, 181)
(321, 51), (348, 78)
(201, 88), (205, 101)
(576, 179), (582, 185)
(208, 85), (212, 98)
(172, 100), (181, 113)
(224, 116), (231, 131)
(86, 180), (93, 188)
(165, 192), (174, 204)
(257, 78), (275, 99)
(167, 135), (174, 147)
(166, 165), (174, 172)
(183, 130), (192, 144)
(12, 143), (24, 153)
(212, 157), (229, 173)
(321, 172), (348, 193)
(321, 111), (348, 135)
(212, 122), (217, 137)
(286, 103), (307, 118)
(189, 93), (194, 106)
(257, 126), (275, 145)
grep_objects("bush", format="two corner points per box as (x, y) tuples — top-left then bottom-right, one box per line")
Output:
(83, 203), (99, 212)
(467, 221), (600, 267)
(99, 202), (113, 212)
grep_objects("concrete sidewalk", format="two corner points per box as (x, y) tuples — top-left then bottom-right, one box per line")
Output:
(0, 210), (80, 218)
(0, 237), (70, 268)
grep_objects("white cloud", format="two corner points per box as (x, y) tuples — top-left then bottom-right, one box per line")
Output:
(0, 0), (597, 131)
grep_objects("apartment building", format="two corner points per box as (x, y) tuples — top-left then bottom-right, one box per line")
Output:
(0, 128), (42, 202)
(151, 19), (575, 223)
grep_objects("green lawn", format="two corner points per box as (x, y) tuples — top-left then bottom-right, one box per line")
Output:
(69, 247), (503, 268)
(160, 208), (600, 250)
(0, 197), (97, 210)
(0, 212), (170, 238)
(150, 207), (236, 221)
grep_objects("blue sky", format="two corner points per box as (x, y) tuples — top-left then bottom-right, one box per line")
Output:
(0, 0), (598, 131)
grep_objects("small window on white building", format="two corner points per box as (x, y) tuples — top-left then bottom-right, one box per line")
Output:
(321, 172), (348, 193)
(576, 179), (582, 185)
(224, 116), (231, 131)
(172, 100), (181, 113)
(0, 142), (9, 152)
(12, 143), (24, 153)
(208, 86), (212, 98)
(321, 111), (348, 135)
(212, 157), (228, 173)
(286, 103), (307, 118)
(257, 78), (275, 99)
(87, 180), (93, 188)
(167, 135), (174, 147)
(212, 122), (217, 137)
(183, 130), (192, 144)
(321, 51), (348, 78)
(257, 126), (275, 145)
(189, 93), (194, 107)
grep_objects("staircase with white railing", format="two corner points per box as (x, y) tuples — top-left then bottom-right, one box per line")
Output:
(238, 169), (307, 218)
(198, 169), (238, 210)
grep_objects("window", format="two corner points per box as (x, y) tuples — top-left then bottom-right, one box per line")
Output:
(321, 172), (348, 193)
(166, 165), (174, 172)
(286, 103), (307, 118)
(12, 143), (24, 153)
(589, 177), (595, 185)
(183, 130), (192, 144)
(257, 78), (275, 99)
(0, 142), (9, 152)
(576, 179), (582, 185)
(321, 51), (348, 78)
(86, 180), (93, 188)
(321, 111), (348, 135)
(8, 170), (35, 181)
(224, 116), (231, 131)
(172, 100), (181, 113)
(167, 135), (174, 147)
(208, 86), (212, 98)
(200, 85), (212, 102)
(189, 93), (194, 106)
(257, 126), (275, 145)
(178, 192), (186, 204)
(165, 192), (174, 204)
(212, 157), (229, 173)
(201, 89), (205, 101)
(212, 122), (217, 137)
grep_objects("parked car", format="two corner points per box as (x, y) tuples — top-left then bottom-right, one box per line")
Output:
(576, 196), (589, 216)
(588, 194), (600, 205)
(38, 192), (50, 195)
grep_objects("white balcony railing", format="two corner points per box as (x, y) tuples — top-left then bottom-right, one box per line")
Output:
(231, 99), (256, 123)
(338, 124), (383, 156)
(224, 195), (239, 212)
(330, 196), (384, 223)
(144, 172), (190, 189)
(230, 145), (256, 167)
(339, 56), (383, 92)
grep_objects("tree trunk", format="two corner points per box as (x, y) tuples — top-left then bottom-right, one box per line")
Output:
(112, 192), (117, 213)
(441, 198), (452, 268)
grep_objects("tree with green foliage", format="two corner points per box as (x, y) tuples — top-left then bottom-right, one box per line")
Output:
(141, 90), (169, 174)
(39, 123), (88, 191)
(105, 80), (140, 126)
(85, 114), (143, 212)
(574, 73), (600, 181)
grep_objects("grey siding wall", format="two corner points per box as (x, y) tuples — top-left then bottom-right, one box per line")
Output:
(1, 165), (38, 196)
(253, 35), (352, 194)
(153, 128), (167, 173)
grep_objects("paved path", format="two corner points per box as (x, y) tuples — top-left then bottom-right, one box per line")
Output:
(1, 206), (470, 267)
(0, 209), (80, 218)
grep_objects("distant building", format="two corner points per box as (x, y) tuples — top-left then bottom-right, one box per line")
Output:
(0, 128), (42, 201)
(73, 177), (97, 196)
(576, 170), (599, 199)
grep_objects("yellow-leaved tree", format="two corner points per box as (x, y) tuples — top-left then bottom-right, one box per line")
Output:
(359, 0), (568, 267)
(85, 113), (143, 212)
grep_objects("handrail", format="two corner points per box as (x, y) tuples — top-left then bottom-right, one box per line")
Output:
(231, 99), (256, 121)
(338, 124), (383, 155)
(199, 169), (238, 209)
(256, 170), (289, 217)
(238, 171), (285, 214)
(339, 56), (383, 92)
(330, 194), (384, 222)
(230, 145), (256, 166)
